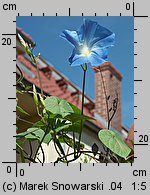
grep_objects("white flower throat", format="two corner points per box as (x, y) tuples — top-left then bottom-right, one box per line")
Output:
(81, 45), (91, 56)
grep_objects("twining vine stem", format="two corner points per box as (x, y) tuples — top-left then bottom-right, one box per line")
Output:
(77, 63), (87, 156)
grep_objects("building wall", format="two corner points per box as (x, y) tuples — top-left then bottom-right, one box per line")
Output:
(94, 62), (122, 131)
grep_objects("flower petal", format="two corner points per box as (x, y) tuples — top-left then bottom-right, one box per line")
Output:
(60, 30), (81, 47)
(88, 52), (106, 66)
(92, 33), (115, 48)
(78, 19), (114, 48)
(94, 23), (113, 40)
(91, 46), (108, 59)
(77, 19), (97, 45)
(70, 53), (89, 66)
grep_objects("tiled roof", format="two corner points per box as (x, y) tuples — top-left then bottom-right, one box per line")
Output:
(17, 54), (104, 129)
(17, 27), (33, 42)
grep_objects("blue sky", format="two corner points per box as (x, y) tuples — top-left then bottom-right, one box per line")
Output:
(17, 16), (134, 128)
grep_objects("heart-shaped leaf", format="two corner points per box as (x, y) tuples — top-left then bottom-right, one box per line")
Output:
(98, 129), (131, 159)
(44, 96), (74, 116)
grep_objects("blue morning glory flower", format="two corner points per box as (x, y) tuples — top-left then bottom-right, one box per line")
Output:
(60, 19), (115, 67)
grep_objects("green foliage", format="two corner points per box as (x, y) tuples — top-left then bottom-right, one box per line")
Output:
(16, 95), (94, 162)
(44, 96), (74, 117)
(98, 129), (131, 159)
(16, 105), (30, 116)
(58, 134), (84, 150)
(18, 34), (35, 63)
(16, 128), (52, 144)
(33, 84), (38, 107)
(44, 96), (94, 122)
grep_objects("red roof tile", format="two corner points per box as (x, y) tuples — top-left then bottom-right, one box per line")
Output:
(17, 54), (105, 129)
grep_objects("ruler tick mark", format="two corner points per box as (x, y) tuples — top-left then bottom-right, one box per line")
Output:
(134, 79), (142, 82)
(79, 163), (82, 171)
(2, 34), (16, 36)
(134, 143), (148, 146)
(134, 16), (148, 18)
(133, 2), (135, 16)
(69, 8), (71, 16)
(16, 163), (18, 177)
(2, 161), (16, 164)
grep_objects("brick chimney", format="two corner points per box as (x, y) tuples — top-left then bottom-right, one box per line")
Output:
(93, 62), (122, 131)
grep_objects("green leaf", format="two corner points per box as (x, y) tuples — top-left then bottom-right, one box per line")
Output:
(65, 113), (94, 122)
(16, 140), (23, 147)
(44, 96), (60, 114)
(16, 89), (23, 94)
(64, 122), (81, 133)
(58, 135), (84, 150)
(44, 96), (74, 116)
(18, 34), (28, 49)
(18, 34), (36, 64)
(68, 102), (81, 114)
(32, 120), (45, 129)
(98, 129), (131, 159)
(54, 123), (72, 133)
(25, 86), (32, 91)
(21, 128), (52, 144)
(16, 128), (39, 138)
(38, 93), (44, 106)
(33, 84), (38, 107)
(43, 133), (52, 144)
(25, 128), (45, 141)
(16, 105), (30, 116)
(59, 99), (74, 114)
